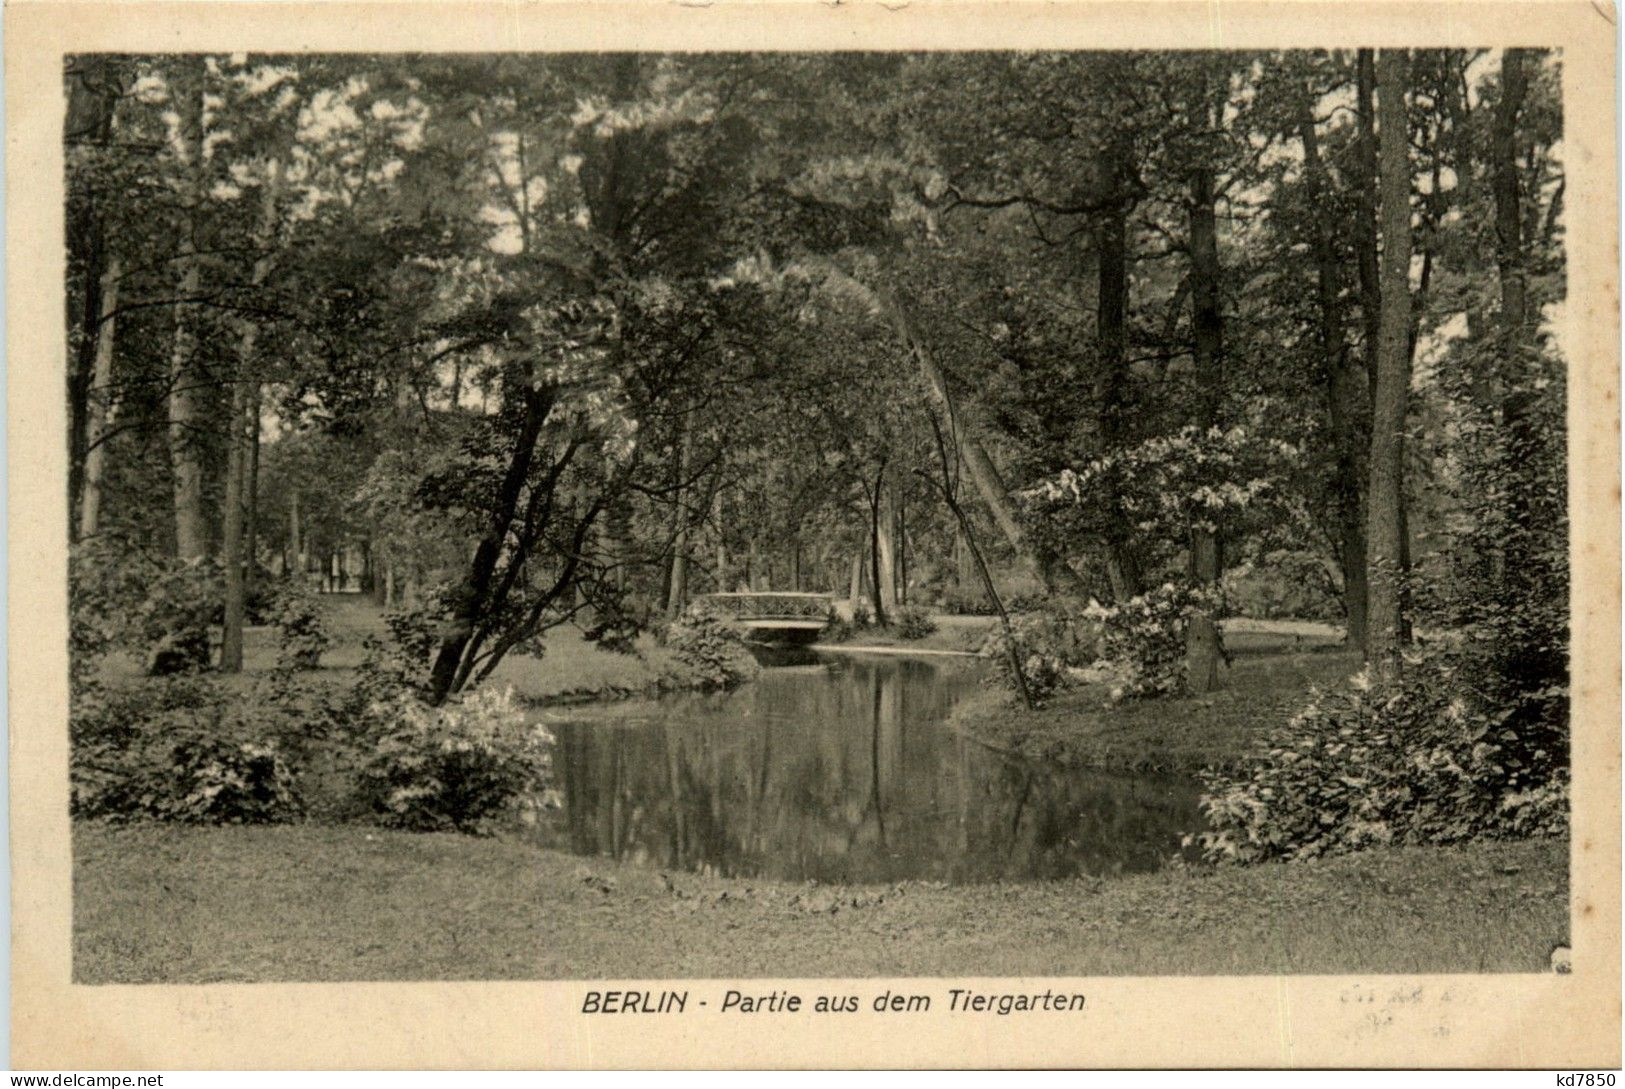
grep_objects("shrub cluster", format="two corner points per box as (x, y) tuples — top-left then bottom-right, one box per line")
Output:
(665, 600), (760, 690)
(71, 676), (302, 824)
(1193, 652), (1568, 864)
(820, 606), (862, 644)
(353, 686), (553, 834)
(71, 669), (557, 835)
(893, 605), (938, 641)
(1085, 582), (1218, 700)
(269, 580), (332, 671)
(980, 605), (1099, 707)
(70, 538), (221, 678)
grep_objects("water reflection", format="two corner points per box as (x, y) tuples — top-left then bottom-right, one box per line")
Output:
(536, 655), (1203, 884)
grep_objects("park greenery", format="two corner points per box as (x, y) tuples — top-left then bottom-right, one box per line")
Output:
(67, 50), (1566, 865)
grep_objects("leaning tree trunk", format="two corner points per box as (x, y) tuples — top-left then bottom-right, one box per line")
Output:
(1366, 49), (1414, 684)
(427, 384), (552, 704)
(1299, 85), (1371, 651)
(876, 283), (1088, 597)
(1184, 161), (1227, 695)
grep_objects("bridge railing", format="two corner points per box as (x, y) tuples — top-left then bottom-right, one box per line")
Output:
(694, 592), (834, 621)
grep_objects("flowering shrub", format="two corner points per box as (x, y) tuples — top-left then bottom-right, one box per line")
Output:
(1022, 426), (1301, 564)
(270, 580), (331, 671)
(1085, 583), (1219, 700)
(354, 686), (553, 833)
(1194, 653), (1568, 863)
(666, 600), (760, 690)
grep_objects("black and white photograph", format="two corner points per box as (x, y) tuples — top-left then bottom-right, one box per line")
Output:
(12, 1), (1619, 1068)
(60, 42), (1575, 978)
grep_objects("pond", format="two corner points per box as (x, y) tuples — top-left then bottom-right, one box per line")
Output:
(532, 653), (1205, 885)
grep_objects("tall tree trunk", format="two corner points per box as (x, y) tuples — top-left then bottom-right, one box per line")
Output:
(77, 255), (120, 541)
(219, 162), (280, 671)
(713, 490), (729, 592)
(1184, 162), (1227, 694)
(244, 380), (262, 601)
(1493, 49), (1532, 376)
(1366, 49), (1413, 683)
(1096, 198), (1145, 602)
(170, 255), (206, 560)
(169, 64), (208, 561)
(1355, 49), (1384, 408)
(876, 283), (1088, 597)
(898, 492), (911, 606)
(876, 478), (899, 616)
(66, 59), (119, 541)
(954, 525), (981, 608)
(219, 381), (249, 671)
(1493, 47), (1540, 622)
(868, 462), (890, 628)
(665, 429), (692, 618)
(848, 551), (864, 613)
(1299, 85), (1371, 651)
(288, 487), (302, 580)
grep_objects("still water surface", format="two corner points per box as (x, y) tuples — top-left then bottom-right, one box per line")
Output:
(534, 653), (1203, 884)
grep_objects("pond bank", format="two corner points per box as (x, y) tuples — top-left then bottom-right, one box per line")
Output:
(948, 651), (1365, 776)
(73, 822), (1568, 982)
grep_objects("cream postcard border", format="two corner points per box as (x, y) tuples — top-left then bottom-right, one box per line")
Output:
(6, 1), (1619, 1069)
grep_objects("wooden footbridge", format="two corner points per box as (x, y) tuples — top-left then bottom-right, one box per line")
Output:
(694, 592), (834, 644)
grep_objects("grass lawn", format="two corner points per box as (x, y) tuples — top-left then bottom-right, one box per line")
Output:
(110, 596), (686, 705)
(949, 650), (1364, 775)
(73, 822), (1568, 982)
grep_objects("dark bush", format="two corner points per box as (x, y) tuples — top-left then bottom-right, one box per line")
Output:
(1194, 651), (1568, 863)
(894, 605), (938, 641)
(71, 677), (302, 824)
(270, 581), (331, 671)
(665, 600), (760, 690)
(70, 538), (221, 678)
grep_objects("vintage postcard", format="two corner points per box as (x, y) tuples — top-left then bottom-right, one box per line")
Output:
(7, 0), (1619, 1070)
